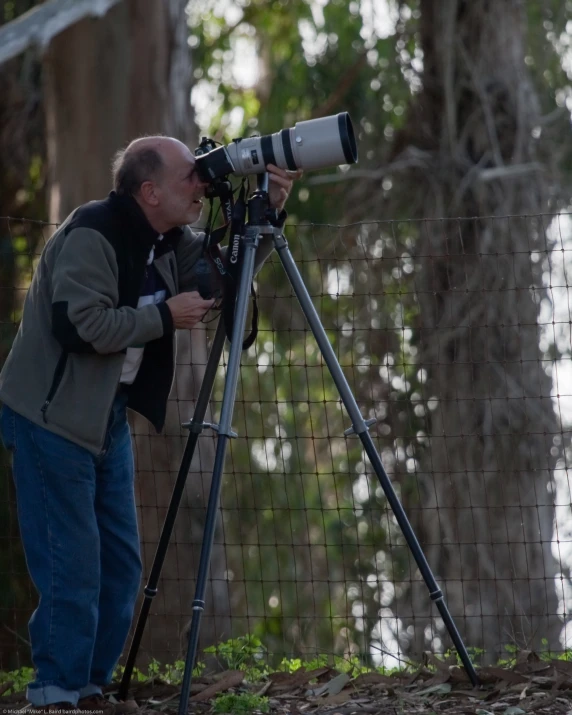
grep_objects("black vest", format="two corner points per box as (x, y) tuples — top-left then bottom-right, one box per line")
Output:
(60, 191), (183, 432)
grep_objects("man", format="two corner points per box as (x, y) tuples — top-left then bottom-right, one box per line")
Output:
(0, 136), (298, 713)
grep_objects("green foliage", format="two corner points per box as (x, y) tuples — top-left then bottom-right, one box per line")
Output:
(534, 638), (572, 663)
(205, 636), (269, 680)
(7, 644), (572, 705)
(213, 693), (269, 714)
(277, 654), (329, 672)
(0, 666), (34, 694)
(189, 0), (416, 223)
(112, 659), (205, 686)
(277, 652), (371, 675)
(0, 659), (205, 697)
(496, 644), (519, 669)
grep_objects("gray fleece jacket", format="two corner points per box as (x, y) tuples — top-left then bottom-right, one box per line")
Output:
(0, 191), (274, 455)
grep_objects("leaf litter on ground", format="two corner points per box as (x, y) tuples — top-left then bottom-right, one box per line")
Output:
(5, 651), (572, 713)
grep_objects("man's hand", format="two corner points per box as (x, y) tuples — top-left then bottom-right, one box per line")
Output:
(267, 164), (303, 212)
(166, 291), (215, 330)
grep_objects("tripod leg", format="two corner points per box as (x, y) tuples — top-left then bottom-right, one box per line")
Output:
(117, 319), (227, 701)
(177, 228), (261, 715)
(273, 233), (479, 686)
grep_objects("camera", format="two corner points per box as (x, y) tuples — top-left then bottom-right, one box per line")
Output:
(194, 112), (358, 183)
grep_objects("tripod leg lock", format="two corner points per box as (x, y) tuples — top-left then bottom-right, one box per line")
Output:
(144, 586), (158, 598)
(208, 422), (238, 438)
(181, 419), (208, 433)
(273, 231), (288, 250)
(429, 589), (443, 602)
(181, 421), (237, 438)
(192, 599), (205, 612)
(344, 417), (377, 436)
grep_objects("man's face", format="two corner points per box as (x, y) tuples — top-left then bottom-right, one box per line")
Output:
(154, 142), (208, 227)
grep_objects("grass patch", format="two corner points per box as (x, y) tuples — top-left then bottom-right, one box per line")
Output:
(213, 693), (270, 714)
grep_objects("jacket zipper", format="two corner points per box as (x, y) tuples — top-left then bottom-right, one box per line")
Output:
(41, 351), (68, 423)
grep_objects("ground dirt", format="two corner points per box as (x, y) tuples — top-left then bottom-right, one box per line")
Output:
(3, 651), (572, 714)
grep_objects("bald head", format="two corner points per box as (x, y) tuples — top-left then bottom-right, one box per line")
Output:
(112, 136), (194, 196)
(111, 135), (206, 231)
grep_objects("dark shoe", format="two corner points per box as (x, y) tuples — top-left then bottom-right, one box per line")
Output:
(77, 695), (116, 715)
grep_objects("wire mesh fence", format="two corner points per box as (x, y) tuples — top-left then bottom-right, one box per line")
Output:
(1, 212), (572, 673)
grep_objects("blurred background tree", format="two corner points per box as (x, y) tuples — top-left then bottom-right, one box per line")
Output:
(0, 0), (230, 669)
(2, 0), (572, 670)
(189, 0), (572, 663)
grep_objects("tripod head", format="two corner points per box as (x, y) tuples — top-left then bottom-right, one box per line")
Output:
(196, 170), (283, 347)
(200, 168), (280, 230)
(246, 172), (282, 229)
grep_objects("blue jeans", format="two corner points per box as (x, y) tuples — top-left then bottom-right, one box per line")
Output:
(0, 391), (142, 706)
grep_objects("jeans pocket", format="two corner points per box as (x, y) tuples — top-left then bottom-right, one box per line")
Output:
(0, 404), (16, 452)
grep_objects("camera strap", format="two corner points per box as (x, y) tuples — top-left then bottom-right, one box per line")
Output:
(202, 182), (258, 350)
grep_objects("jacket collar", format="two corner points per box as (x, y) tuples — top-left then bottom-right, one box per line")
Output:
(107, 191), (183, 252)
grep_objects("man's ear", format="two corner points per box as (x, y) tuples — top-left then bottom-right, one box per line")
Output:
(139, 180), (159, 207)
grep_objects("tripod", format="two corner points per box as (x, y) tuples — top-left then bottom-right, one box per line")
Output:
(118, 173), (479, 713)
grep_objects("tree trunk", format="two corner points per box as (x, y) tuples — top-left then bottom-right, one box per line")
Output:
(0, 17), (47, 665)
(391, 0), (562, 659)
(42, 0), (229, 665)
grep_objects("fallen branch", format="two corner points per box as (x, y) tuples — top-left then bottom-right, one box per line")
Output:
(477, 162), (543, 182)
(0, 0), (123, 65)
(306, 147), (433, 185)
(3, 622), (31, 647)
